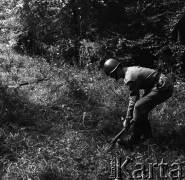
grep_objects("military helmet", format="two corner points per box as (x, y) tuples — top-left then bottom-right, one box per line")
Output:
(103, 59), (121, 76)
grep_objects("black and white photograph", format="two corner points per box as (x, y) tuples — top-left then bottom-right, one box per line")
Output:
(0, 0), (185, 179)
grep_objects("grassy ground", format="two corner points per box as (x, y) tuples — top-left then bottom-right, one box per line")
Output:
(0, 42), (185, 179)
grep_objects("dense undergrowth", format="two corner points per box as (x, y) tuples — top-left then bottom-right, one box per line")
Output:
(2, 0), (185, 73)
(1, 0), (185, 179)
(0, 44), (184, 179)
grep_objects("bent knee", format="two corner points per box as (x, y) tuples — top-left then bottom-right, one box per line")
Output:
(134, 102), (150, 114)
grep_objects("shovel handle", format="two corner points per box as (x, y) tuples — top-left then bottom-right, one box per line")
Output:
(105, 128), (126, 151)
(106, 120), (133, 151)
(109, 127), (126, 145)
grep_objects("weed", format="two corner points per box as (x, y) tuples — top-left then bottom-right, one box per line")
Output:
(0, 28), (185, 180)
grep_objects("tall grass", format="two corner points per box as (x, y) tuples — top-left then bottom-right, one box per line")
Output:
(0, 45), (185, 179)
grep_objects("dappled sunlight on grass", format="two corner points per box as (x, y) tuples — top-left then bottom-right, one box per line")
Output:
(0, 42), (185, 179)
(0, 46), (129, 179)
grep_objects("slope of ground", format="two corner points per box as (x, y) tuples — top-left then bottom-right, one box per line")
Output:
(0, 1), (185, 179)
(0, 40), (185, 180)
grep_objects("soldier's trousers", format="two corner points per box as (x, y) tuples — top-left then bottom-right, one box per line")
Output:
(131, 77), (174, 140)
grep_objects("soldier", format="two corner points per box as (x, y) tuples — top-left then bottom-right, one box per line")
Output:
(103, 59), (174, 145)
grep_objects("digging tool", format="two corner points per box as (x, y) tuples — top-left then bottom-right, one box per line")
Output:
(105, 119), (133, 151)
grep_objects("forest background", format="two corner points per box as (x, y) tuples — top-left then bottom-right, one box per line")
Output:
(0, 0), (185, 179)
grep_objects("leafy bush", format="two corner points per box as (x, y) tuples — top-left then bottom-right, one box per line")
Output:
(2, 2), (185, 179)
(3, 0), (183, 74)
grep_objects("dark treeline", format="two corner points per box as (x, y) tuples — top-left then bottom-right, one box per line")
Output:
(14, 0), (185, 76)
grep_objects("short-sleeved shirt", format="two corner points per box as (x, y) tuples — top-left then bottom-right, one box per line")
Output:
(124, 66), (172, 120)
(124, 66), (159, 90)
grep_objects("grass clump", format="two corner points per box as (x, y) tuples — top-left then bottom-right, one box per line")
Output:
(0, 44), (185, 179)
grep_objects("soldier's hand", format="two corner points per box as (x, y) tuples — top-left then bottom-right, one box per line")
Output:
(123, 119), (131, 130)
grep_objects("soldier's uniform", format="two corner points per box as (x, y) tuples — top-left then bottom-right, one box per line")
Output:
(124, 66), (173, 142)
(103, 59), (174, 145)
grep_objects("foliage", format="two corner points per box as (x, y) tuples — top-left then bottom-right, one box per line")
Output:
(0, 43), (184, 179)
(7, 0), (185, 74)
(1, 1), (185, 180)
(0, 43), (185, 179)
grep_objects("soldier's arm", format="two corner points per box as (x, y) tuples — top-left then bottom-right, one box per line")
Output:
(125, 81), (140, 121)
